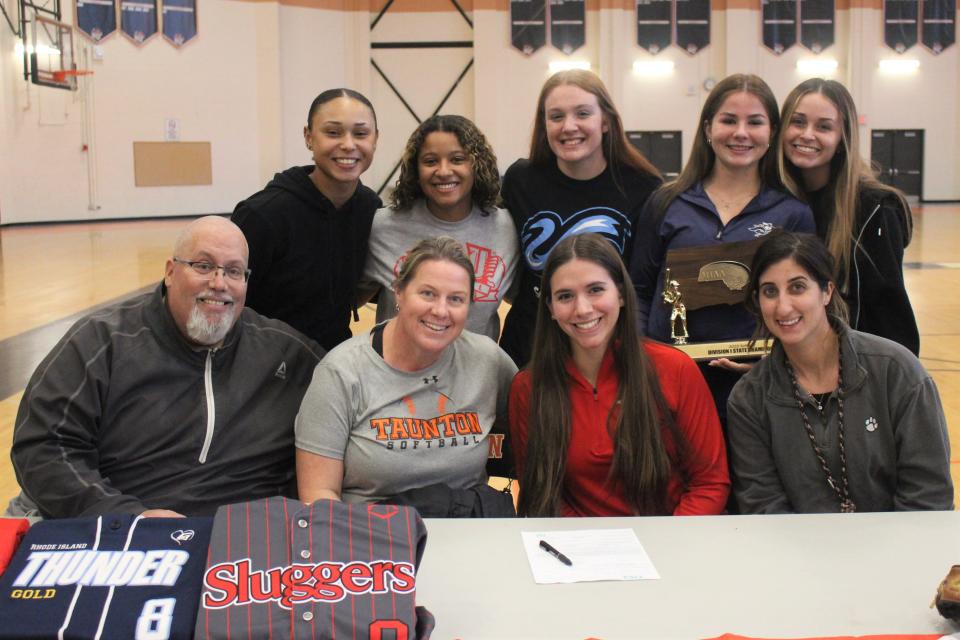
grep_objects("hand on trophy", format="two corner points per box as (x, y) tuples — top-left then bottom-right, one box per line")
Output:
(707, 358), (754, 373)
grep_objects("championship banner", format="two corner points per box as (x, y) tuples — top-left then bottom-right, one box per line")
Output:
(799, 0), (833, 52)
(76, 0), (117, 41)
(675, 0), (710, 54)
(921, 0), (955, 53)
(162, 0), (197, 47)
(762, 0), (797, 54)
(121, 0), (157, 44)
(510, 0), (546, 55)
(884, 0), (919, 52)
(636, 0), (672, 54)
(550, 0), (586, 54)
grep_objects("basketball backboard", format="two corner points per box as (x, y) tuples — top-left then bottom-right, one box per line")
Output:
(24, 13), (77, 90)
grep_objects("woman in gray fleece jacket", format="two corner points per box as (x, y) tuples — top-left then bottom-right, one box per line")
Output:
(728, 231), (953, 513)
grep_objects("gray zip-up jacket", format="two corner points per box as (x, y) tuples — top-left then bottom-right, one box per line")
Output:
(728, 326), (953, 513)
(11, 285), (324, 518)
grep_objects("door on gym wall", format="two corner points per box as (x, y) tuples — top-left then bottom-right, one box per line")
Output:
(627, 131), (683, 180)
(871, 129), (924, 199)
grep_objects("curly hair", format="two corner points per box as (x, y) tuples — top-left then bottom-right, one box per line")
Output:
(390, 115), (500, 213)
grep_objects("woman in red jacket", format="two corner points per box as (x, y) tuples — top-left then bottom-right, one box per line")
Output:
(509, 233), (729, 516)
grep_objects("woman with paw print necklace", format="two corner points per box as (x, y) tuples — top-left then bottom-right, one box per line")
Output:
(726, 231), (954, 514)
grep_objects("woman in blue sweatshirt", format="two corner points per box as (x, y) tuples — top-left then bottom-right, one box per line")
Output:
(629, 74), (814, 426)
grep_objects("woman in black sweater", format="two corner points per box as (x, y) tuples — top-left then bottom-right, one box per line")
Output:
(499, 70), (661, 366)
(777, 78), (919, 354)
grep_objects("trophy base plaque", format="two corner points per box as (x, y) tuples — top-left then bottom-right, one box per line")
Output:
(670, 339), (771, 362)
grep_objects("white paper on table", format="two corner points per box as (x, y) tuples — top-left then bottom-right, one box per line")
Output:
(520, 529), (660, 584)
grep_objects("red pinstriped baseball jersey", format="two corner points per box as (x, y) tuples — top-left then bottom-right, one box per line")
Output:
(197, 497), (434, 639)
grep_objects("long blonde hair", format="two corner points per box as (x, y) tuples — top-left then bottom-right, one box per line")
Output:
(777, 78), (912, 289)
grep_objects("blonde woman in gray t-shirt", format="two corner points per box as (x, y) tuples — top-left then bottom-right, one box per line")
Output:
(297, 237), (518, 504)
(362, 115), (519, 341)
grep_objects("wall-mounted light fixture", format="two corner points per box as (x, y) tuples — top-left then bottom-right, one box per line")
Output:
(878, 58), (920, 74)
(549, 60), (591, 73)
(796, 58), (838, 75)
(632, 60), (674, 77)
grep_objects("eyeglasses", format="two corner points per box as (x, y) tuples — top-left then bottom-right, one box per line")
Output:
(172, 257), (251, 283)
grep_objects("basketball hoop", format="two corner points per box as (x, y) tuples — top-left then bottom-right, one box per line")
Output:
(25, 16), (79, 91)
(52, 70), (95, 83)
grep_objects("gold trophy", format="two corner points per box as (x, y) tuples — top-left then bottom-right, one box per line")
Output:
(660, 238), (771, 361)
(661, 269), (688, 345)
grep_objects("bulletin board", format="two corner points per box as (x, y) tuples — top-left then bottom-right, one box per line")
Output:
(133, 142), (212, 187)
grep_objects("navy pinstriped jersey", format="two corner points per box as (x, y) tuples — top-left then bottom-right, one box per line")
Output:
(0, 514), (212, 639)
(196, 497), (434, 639)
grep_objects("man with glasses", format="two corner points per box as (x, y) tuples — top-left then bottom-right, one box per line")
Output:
(9, 216), (324, 519)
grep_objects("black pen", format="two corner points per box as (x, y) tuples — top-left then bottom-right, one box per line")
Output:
(539, 539), (573, 566)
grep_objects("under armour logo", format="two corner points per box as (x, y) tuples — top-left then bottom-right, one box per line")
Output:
(865, 417), (878, 432)
(368, 505), (399, 520)
(422, 376), (439, 384)
(274, 362), (287, 379)
(171, 529), (195, 545)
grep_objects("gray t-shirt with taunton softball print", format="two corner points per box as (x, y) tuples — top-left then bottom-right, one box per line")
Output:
(295, 329), (517, 503)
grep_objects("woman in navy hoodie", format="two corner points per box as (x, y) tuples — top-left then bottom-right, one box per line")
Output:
(629, 74), (814, 426)
(232, 89), (382, 352)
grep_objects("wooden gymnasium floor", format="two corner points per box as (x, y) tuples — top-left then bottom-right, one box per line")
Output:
(0, 209), (958, 509)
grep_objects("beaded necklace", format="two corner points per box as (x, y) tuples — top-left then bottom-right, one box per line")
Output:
(784, 345), (857, 513)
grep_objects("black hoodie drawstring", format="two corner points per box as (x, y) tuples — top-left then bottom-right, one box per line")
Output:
(348, 202), (359, 322)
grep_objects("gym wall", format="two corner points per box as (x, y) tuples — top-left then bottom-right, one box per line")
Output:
(0, 0), (956, 224)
